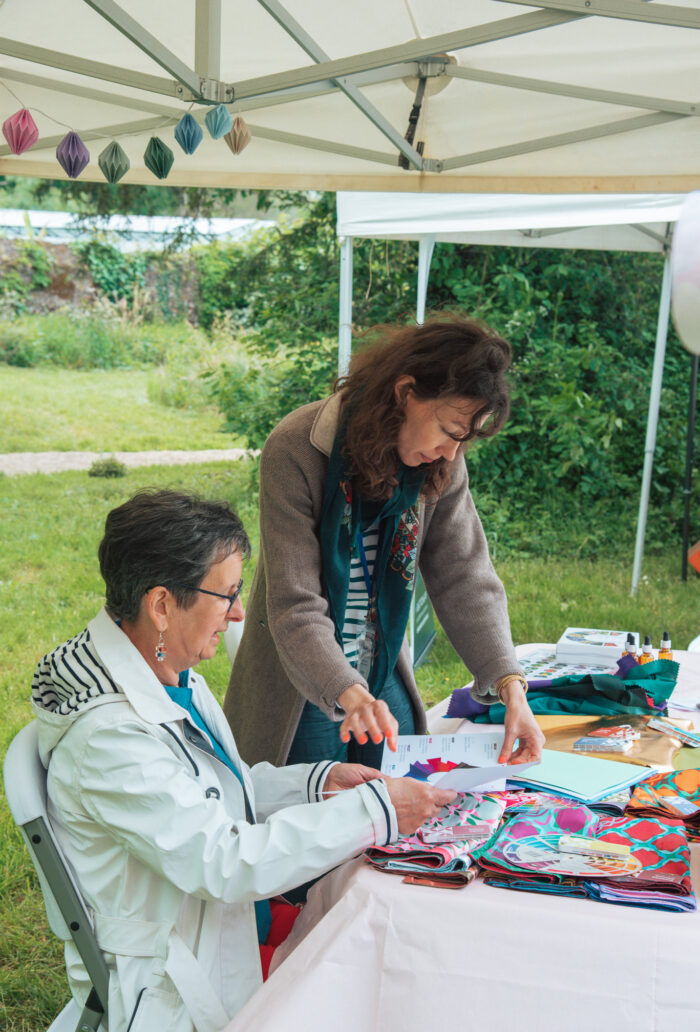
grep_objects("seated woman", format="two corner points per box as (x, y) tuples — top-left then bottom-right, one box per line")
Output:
(31, 489), (453, 1032)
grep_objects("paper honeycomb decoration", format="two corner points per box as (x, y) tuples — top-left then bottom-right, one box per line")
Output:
(174, 112), (203, 154)
(144, 136), (174, 179)
(2, 108), (39, 155)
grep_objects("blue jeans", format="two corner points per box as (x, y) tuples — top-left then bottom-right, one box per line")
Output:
(286, 666), (416, 769)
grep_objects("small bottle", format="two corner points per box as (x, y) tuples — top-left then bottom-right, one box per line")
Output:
(639, 635), (654, 664)
(659, 631), (673, 661)
(621, 633), (635, 658)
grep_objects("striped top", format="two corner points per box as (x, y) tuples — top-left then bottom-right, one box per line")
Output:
(342, 524), (378, 666)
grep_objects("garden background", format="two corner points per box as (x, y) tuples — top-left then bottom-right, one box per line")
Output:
(1, 178), (700, 1030)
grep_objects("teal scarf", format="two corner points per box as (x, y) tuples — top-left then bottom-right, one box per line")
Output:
(320, 419), (426, 693)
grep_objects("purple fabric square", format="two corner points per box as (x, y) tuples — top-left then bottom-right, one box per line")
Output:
(445, 687), (489, 719)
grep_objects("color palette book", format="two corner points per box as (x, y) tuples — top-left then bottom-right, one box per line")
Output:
(555, 627), (639, 664)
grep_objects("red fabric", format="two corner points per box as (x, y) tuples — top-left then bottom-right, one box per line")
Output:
(258, 901), (301, 981)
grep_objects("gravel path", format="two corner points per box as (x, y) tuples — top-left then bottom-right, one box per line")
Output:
(0, 449), (251, 476)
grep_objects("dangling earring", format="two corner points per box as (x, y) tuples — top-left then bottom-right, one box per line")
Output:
(155, 630), (167, 663)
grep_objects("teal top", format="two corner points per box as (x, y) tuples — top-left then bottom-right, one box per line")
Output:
(164, 670), (271, 945)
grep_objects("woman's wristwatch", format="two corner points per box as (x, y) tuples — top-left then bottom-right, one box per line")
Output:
(494, 673), (529, 704)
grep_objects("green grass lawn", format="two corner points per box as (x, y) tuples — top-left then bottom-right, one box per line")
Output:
(0, 366), (233, 452)
(1, 462), (699, 1029)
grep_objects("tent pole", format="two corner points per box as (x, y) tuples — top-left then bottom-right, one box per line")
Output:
(416, 234), (436, 324)
(630, 251), (672, 596)
(681, 354), (699, 581)
(338, 235), (353, 377)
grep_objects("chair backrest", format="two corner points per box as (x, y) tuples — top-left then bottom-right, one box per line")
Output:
(4, 721), (110, 1023)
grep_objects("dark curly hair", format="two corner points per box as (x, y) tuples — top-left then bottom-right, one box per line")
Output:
(338, 315), (512, 499)
(99, 489), (251, 622)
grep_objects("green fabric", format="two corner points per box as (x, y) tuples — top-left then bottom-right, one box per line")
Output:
(673, 746), (700, 771)
(475, 658), (679, 723)
(319, 416), (426, 694)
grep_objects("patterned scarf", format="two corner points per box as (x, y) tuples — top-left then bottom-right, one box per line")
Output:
(320, 416), (426, 694)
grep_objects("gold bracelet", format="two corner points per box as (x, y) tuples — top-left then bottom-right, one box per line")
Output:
(494, 674), (528, 704)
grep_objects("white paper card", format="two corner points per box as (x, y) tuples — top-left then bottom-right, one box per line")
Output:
(380, 732), (539, 791)
(427, 762), (537, 791)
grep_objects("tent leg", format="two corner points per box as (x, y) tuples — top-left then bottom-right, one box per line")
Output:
(416, 234), (435, 325)
(630, 252), (672, 596)
(338, 236), (353, 377)
(681, 354), (699, 580)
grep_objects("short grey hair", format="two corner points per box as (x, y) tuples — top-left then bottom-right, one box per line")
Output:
(98, 489), (251, 622)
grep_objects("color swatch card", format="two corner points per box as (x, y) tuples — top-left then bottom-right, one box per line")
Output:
(519, 648), (617, 680)
(380, 733), (538, 791)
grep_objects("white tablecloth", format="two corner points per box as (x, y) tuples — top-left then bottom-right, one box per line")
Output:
(226, 647), (700, 1032)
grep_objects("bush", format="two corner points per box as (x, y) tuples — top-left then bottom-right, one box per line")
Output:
(209, 334), (337, 450)
(74, 239), (146, 304)
(147, 317), (238, 410)
(0, 312), (196, 369)
(0, 240), (55, 315)
(88, 456), (127, 478)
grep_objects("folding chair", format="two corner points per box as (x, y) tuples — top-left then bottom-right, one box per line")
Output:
(4, 721), (110, 1032)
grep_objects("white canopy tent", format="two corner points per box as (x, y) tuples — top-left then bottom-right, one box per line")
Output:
(0, 1), (699, 192)
(336, 190), (685, 592)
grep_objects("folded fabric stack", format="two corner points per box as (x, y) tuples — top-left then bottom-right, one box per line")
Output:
(446, 658), (678, 724)
(365, 792), (506, 885)
(502, 787), (630, 817)
(627, 768), (700, 841)
(472, 801), (695, 913)
(584, 813), (694, 911)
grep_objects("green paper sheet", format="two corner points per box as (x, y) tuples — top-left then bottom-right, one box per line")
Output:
(508, 748), (651, 803)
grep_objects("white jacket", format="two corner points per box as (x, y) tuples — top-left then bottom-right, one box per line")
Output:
(32, 608), (398, 1032)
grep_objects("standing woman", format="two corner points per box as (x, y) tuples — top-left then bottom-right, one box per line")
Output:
(224, 316), (544, 769)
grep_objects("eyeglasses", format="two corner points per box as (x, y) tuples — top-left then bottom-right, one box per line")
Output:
(172, 578), (244, 612)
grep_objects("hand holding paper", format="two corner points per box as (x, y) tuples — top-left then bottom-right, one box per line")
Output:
(384, 778), (457, 836)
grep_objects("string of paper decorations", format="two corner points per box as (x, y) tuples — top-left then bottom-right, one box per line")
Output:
(1, 101), (251, 183)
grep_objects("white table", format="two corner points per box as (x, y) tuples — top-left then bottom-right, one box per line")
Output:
(226, 648), (700, 1032)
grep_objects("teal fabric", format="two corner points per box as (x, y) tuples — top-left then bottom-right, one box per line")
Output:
(319, 415), (426, 693)
(164, 671), (271, 945)
(474, 658), (678, 723)
(287, 666), (416, 769)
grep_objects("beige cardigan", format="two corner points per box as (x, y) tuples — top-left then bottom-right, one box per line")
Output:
(223, 394), (523, 767)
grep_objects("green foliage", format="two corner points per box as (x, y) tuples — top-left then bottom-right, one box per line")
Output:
(74, 239), (146, 304)
(87, 456), (127, 478)
(0, 240), (55, 315)
(195, 194), (693, 537)
(0, 313), (200, 369)
(146, 318), (236, 410)
(209, 335), (337, 450)
(192, 192), (417, 338)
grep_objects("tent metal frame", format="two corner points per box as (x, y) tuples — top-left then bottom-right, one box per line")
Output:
(337, 207), (675, 595)
(1, 0), (699, 175)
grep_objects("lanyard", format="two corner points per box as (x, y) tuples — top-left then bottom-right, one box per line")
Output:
(356, 532), (375, 599)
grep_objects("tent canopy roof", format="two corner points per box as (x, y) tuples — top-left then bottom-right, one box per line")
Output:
(1, 0), (699, 193)
(336, 190), (684, 251)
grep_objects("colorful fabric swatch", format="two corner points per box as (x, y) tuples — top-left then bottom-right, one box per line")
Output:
(627, 768), (700, 841)
(473, 803), (695, 912)
(586, 813), (694, 911)
(365, 792), (506, 882)
(501, 787), (630, 816)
